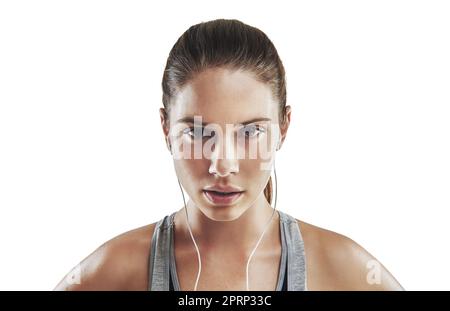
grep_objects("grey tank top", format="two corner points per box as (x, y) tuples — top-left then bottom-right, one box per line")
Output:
(148, 210), (307, 291)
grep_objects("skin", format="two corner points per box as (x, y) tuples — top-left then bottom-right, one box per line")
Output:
(54, 67), (404, 291)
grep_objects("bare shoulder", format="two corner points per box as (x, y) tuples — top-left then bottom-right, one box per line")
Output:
(296, 219), (404, 291)
(54, 222), (158, 291)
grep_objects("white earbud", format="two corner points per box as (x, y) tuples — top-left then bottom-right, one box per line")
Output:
(167, 139), (172, 154)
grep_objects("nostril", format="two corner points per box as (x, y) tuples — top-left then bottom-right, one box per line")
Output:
(209, 159), (239, 177)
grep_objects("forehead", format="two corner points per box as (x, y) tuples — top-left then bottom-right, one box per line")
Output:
(170, 67), (277, 124)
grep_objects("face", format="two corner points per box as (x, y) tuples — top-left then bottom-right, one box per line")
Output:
(160, 67), (290, 221)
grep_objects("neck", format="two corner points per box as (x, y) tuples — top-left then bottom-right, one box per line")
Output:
(174, 193), (279, 256)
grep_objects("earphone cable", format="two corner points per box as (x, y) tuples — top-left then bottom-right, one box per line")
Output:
(178, 158), (278, 291)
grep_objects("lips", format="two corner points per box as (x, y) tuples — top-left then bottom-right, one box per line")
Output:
(202, 187), (244, 205)
(203, 184), (243, 193)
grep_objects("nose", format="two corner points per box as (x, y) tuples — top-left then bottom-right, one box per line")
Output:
(208, 132), (239, 177)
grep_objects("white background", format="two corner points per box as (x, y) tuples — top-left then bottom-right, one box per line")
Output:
(0, 0), (449, 290)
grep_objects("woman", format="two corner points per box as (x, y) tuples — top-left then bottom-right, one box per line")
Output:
(55, 19), (404, 291)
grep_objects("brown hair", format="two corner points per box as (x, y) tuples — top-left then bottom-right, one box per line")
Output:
(161, 18), (287, 205)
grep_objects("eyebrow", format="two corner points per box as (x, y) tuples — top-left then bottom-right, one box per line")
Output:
(176, 117), (272, 126)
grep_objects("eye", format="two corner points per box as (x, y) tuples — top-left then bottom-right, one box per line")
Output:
(183, 127), (213, 140)
(239, 124), (264, 138)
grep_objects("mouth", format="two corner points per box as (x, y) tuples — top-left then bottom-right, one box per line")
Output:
(202, 190), (244, 205)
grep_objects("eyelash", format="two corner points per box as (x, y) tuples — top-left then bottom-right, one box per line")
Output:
(240, 125), (265, 138)
(183, 125), (265, 140)
(182, 127), (210, 140)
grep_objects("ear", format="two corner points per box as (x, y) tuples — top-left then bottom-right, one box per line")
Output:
(277, 105), (291, 150)
(159, 107), (171, 153)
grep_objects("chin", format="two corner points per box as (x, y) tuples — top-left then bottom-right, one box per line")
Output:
(199, 203), (246, 222)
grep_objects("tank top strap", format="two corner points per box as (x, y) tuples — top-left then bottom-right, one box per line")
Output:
(278, 210), (308, 291)
(149, 210), (307, 291)
(148, 212), (176, 291)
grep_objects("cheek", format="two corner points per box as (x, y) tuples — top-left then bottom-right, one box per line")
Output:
(240, 158), (273, 189)
(173, 159), (208, 189)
